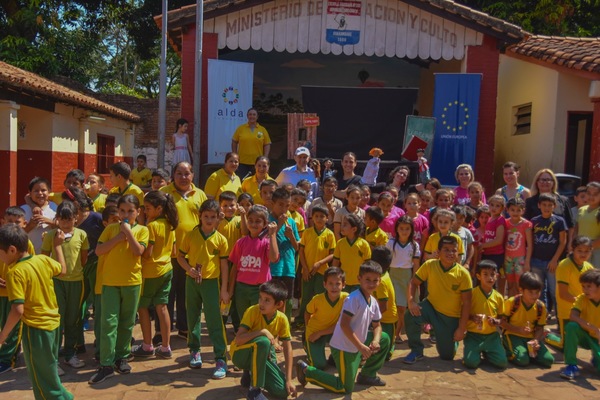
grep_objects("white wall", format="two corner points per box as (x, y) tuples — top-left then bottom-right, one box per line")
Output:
(17, 105), (53, 151)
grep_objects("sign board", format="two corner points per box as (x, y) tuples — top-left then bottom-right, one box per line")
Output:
(304, 116), (320, 126)
(325, 1), (362, 45)
(404, 115), (435, 160)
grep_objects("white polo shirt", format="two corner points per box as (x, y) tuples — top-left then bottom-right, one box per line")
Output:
(330, 288), (381, 353)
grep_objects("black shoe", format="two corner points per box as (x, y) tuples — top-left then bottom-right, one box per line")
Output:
(152, 333), (162, 346)
(327, 354), (335, 366)
(130, 337), (135, 346)
(241, 370), (251, 388)
(296, 360), (308, 386)
(114, 359), (132, 374)
(88, 366), (114, 385)
(356, 373), (386, 386)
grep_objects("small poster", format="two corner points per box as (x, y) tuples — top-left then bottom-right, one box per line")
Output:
(325, 0), (362, 45)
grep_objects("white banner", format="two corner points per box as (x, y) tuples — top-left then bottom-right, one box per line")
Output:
(207, 59), (254, 163)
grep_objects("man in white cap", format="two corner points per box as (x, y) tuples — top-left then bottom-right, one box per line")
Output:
(275, 146), (318, 200)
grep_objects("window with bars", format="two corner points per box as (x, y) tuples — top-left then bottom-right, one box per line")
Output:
(513, 103), (532, 135)
(97, 134), (115, 173)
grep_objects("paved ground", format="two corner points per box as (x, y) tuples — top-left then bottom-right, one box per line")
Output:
(1, 318), (599, 399)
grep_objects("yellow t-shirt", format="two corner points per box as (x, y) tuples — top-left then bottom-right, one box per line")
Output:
(578, 206), (600, 239)
(179, 228), (228, 279)
(0, 240), (35, 297)
(467, 286), (504, 334)
(204, 169), (242, 199)
(160, 183), (207, 249)
(218, 216), (241, 257)
(130, 167), (152, 188)
(109, 182), (145, 206)
(7, 255), (62, 331)
(365, 227), (389, 248)
(288, 210), (305, 234)
(230, 304), (289, 356)
(306, 292), (349, 338)
(241, 174), (273, 205)
(333, 237), (371, 286)
(556, 256), (594, 321)
(375, 272), (398, 324)
(415, 259), (472, 318)
(92, 193), (107, 213)
(424, 232), (465, 256)
(97, 223), (149, 286)
(48, 192), (63, 205)
(142, 218), (175, 278)
(300, 227), (336, 275)
(572, 294), (600, 339)
(503, 295), (547, 338)
(41, 228), (89, 281)
(232, 123), (271, 165)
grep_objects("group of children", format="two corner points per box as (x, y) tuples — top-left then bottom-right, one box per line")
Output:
(0, 156), (599, 400)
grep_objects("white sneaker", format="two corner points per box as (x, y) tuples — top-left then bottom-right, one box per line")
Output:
(57, 365), (66, 376)
(67, 355), (85, 369)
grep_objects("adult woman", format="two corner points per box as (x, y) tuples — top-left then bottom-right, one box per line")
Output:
(231, 108), (271, 179)
(454, 164), (486, 205)
(334, 152), (363, 199)
(160, 162), (208, 339)
(495, 161), (531, 202)
(525, 169), (574, 231)
(425, 178), (441, 198)
(387, 165), (412, 207)
(241, 156), (273, 205)
(204, 152), (242, 199)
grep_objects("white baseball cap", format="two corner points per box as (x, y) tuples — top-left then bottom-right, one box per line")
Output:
(295, 147), (310, 156)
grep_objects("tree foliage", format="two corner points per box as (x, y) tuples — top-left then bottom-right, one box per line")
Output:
(457, 0), (600, 36)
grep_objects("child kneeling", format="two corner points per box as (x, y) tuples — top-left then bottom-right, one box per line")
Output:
(501, 272), (554, 368)
(297, 261), (391, 394)
(560, 269), (600, 380)
(230, 280), (296, 400)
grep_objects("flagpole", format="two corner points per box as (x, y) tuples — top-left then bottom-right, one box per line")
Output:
(193, 0), (203, 185)
(157, 0), (168, 169)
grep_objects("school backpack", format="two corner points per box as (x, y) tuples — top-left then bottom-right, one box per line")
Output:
(506, 294), (544, 327)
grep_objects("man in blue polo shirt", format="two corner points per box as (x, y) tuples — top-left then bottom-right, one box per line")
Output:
(276, 146), (318, 200)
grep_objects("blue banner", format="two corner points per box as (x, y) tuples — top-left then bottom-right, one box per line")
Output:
(430, 74), (481, 185)
(207, 60), (254, 163)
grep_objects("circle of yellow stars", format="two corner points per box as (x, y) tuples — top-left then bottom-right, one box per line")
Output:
(441, 101), (470, 132)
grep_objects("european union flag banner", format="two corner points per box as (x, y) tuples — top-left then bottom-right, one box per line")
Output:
(430, 73), (481, 185)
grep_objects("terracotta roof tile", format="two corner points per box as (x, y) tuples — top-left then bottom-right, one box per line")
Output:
(508, 35), (600, 75)
(0, 61), (141, 122)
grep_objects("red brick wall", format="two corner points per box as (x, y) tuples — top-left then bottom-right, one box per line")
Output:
(466, 35), (500, 196)
(17, 150), (53, 205)
(78, 153), (98, 177)
(590, 100), (600, 181)
(0, 150), (17, 211)
(181, 29), (219, 162)
(52, 151), (79, 193)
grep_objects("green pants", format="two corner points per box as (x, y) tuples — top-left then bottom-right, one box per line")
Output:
(186, 277), (227, 359)
(564, 321), (600, 368)
(405, 299), (459, 360)
(304, 333), (332, 370)
(305, 331), (390, 394)
(94, 293), (102, 359)
(463, 331), (507, 369)
(0, 296), (21, 366)
(545, 318), (567, 349)
(100, 285), (141, 366)
(54, 279), (84, 361)
(224, 262), (240, 331)
(21, 324), (73, 400)
(297, 273), (325, 324)
(80, 256), (98, 346)
(503, 333), (554, 367)
(381, 322), (396, 359)
(231, 336), (288, 398)
(235, 282), (260, 323)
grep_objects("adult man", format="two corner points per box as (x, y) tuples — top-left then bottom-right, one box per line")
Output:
(276, 147), (318, 200)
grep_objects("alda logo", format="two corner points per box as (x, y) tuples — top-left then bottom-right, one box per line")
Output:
(218, 86), (244, 117)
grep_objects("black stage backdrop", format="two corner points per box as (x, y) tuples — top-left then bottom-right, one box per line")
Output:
(301, 86), (418, 161)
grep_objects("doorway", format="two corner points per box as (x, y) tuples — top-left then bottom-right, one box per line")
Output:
(565, 112), (593, 183)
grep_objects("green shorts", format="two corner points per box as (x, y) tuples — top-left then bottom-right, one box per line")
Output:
(389, 268), (412, 307)
(139, 269), (172, 308)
